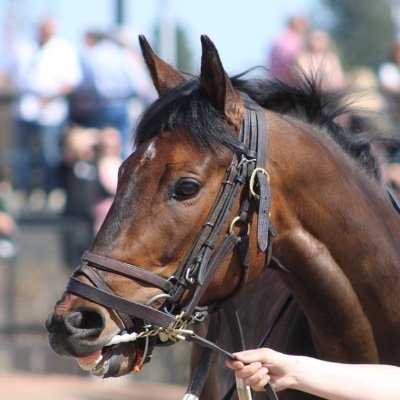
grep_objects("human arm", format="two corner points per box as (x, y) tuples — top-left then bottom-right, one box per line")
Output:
(225, 348), (400, 400)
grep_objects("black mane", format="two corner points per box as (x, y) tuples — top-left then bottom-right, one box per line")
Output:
(135, 74), (380, 178)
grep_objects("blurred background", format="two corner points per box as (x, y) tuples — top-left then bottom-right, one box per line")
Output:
(0, 0), (400, 398)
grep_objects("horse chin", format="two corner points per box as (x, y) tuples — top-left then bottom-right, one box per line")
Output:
(76, 341), (143, 378)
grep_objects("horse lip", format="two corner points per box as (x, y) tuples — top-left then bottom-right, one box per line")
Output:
(76, 349), (104, 372)
(72, 335), (143, 378)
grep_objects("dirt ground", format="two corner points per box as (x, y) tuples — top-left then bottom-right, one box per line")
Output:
(0, 372), (186, 400)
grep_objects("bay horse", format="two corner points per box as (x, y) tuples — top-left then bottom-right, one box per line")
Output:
(46, 35), (400, 400)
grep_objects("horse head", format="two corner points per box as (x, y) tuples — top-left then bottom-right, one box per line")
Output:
(46, 36), (270, 378)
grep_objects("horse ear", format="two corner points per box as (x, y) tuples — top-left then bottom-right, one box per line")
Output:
(200, 35), (243, 131)
(138, 35), (186, 96)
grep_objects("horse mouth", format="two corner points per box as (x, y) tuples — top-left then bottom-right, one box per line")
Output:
(76, 333), (148, 378)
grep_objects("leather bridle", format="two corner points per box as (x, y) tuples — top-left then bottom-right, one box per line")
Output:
(66, 94), (277, 399)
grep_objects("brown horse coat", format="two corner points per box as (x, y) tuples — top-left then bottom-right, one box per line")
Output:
(47, 36), (400, 400)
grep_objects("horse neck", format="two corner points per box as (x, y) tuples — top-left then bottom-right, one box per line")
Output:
(265, 112), (400, 363)
(267, 111), (400, 268)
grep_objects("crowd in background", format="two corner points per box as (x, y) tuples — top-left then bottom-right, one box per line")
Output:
(0, 13), (400, 267)
(0, 16), (155, 266)
(267, 13), (400, 191)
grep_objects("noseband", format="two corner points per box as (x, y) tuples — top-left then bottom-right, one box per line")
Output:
(67, 95), (276, 398)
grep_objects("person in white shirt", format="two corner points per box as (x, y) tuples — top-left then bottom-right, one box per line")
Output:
(69, 30), (141, 158)
(12, 17), (82, 199)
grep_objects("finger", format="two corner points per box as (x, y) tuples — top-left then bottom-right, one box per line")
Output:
(252, 374), (272, 392)
(234, 348), (275, 365)
(234, 362), (263, 379)
(225, 359), (244, 370)
(243, 366), (269, 387)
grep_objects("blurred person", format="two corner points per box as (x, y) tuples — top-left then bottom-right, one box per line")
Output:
(69, 30), (140, 158)
(0, 170), (17, 259)
(115, 27), (156, 104)
(268, 14), (309, 84)
(10, 16), (82, 205)
(0, 209), (16, 260)
(0, 183), (15, 239)
(59, 126), (99, 268)
(114, 27), (157, 149)
(345, 67), (390, 133)
(93, 126), (122, 232)
(295, 30), (345, 91)
(67, 31), (101, 128)
(378, 41), (400, 96)
(378, 41), (400, 143)
(0, 210), (15, 238)
(226, 348), (400, 400)
(59, 126), (122, 267)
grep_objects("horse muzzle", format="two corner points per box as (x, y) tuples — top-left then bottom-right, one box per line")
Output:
(46, 307), (153, 378)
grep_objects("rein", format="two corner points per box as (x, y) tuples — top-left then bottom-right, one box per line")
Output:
(67, 95), (277, 399)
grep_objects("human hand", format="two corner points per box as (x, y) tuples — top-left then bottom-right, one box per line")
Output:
(225, 358), (270, 391)
(225, 348), (297, 392)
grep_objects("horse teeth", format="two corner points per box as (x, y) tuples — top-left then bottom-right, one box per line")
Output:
(106, 332), (138, 346)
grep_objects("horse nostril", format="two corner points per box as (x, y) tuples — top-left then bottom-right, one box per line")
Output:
(64, 308), (105, 338)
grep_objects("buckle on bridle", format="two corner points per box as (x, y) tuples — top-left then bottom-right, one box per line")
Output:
(229, 216), (251, 236)
(249, 167), (270, 200)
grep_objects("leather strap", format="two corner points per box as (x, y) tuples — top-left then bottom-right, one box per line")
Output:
(386, 184), (400, 214)
(67, 277), (177, 329)
(243, 96), (271, 252)
(184, 312), (222, 398)
(183, 233), (241, 317)
(174, 157), (242, 286)
(79, 265), (134, 330)
(82, 251), (174, 292)
(255, 110), (271, 252)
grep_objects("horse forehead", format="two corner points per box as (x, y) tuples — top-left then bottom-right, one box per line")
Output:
(139, 139), (157, 165)
(125, 135), (205, 190)
(135, 133), (203, 168)
(129, 137), (166, 176)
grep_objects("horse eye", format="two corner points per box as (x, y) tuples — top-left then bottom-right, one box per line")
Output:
(173, 178), (201, 200)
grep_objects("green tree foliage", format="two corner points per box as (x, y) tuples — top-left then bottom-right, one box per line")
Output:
(322, 0), (396, 70)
